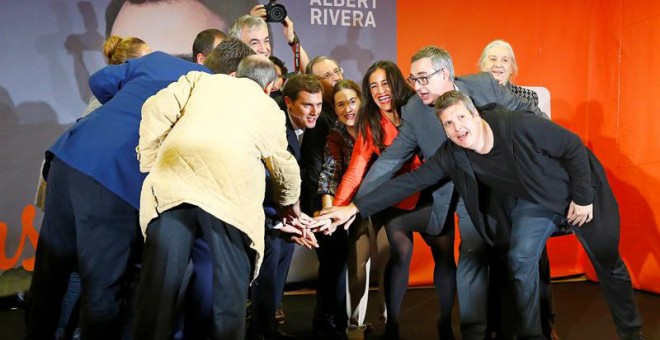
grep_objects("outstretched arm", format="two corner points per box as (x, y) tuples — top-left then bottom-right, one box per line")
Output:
(356, 116), (419, 198)
(319, 146), (452, 229)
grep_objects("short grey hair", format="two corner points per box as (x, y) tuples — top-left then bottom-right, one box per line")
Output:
(435, 90), (477, 118)
(228, 15), (268, 40)
(478, 39), (518, 79)
(236, 55), (277, 89)
(411, 46), (455, 81)
(305, 55), (340, 76)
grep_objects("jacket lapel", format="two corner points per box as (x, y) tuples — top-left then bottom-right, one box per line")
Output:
(284, 114), (301, 161)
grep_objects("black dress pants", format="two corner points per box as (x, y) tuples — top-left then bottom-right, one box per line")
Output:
(134, 204), (253, 340)
(25, 157), (142, 340)
(248, 230), (295, 337)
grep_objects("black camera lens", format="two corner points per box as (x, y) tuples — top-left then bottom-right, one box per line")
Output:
(265, 1), (287, 23)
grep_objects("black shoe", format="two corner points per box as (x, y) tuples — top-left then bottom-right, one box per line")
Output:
(313, 318), (347, 340)
(275, 308), (286, 325)
(380, 322), (399, 340)
(264, 328), (295, 340)
(620, 331), (646, 340)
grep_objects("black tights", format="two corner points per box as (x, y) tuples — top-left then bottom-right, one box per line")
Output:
(379, 205), (456, 339)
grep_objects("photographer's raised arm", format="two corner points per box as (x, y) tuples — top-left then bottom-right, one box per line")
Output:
(249, 3), (310, 72)
(281, 16), (310, 73)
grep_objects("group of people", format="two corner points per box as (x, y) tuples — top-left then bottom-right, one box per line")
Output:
(24, 4), (645, 340)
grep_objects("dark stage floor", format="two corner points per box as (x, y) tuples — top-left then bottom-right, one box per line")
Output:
(1, 280), (658, 339)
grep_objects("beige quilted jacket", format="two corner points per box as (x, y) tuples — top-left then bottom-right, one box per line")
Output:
(138, 71), (301, 274)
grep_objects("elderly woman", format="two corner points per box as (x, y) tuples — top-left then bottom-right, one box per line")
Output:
(479, 39), (559, 340)
(478, 39), (539, 106)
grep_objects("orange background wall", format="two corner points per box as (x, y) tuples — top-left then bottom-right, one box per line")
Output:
(398, 0), (660, 294)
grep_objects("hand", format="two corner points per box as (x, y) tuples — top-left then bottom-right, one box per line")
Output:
(282, 17), (295, 44)
(318, 203), (359, 231)
(281, 210), (318, 242)
(566, 201), (593, 227)
(309, 218), (337, 235)
(278, 224), (303, 236)
(249, 4), (266, 18)
(290, 231), (319, 249)
(278, 201), (304, 229)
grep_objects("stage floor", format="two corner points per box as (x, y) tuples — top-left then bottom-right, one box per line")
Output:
(1, 280), (658, 339)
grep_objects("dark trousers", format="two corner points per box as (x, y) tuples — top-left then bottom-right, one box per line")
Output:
(313, 229), (349, 330)
(458, 197), (560, 340)
(25, 157), (142, 340)
(249, 230), (295, 337)
(179, 237), (214, 339)
(571, 184), (642, 336)
(508, 192), (642, 339)
(134, 204), (253, 340)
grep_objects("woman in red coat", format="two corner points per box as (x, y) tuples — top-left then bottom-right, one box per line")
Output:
(334, 61), (457, 339)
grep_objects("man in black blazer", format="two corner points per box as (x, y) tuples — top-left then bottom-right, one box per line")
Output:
(322, 91), (644, 340)
(353, 46), (546, 339)
(249, 74), (324, 340)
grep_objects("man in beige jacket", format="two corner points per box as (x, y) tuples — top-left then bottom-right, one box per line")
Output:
(134, 43), (308, 339)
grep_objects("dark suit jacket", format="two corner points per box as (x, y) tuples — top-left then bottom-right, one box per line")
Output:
(355, 72), (546, 235)
(298, 102), (337, 215)
(354, 104), (609, 245)
(269, 97), (335, 215)
(263, 98), (302, 220)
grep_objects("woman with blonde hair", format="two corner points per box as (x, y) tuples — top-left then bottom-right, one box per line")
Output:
(102, 35), (151, 65)
(81, 36), (151, 116)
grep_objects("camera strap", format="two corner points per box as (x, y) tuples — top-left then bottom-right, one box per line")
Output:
(292, 41), (301, 73)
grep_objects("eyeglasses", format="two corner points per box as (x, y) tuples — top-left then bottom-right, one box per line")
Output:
(319, 67), (343, 81)
(407, 68), (443, 86)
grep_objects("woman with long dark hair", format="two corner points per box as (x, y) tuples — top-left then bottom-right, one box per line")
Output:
(334, 60), (457, 339)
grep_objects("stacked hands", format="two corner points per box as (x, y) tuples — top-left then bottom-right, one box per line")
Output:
(285, 200), (594, 249)
(278, 203), (361, 249)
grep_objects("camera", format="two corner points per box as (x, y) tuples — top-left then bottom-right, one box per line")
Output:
(264, 0), (287, 23)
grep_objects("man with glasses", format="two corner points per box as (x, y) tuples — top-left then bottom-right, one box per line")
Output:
(307, 56), (344, 106)
(348, 46), (546, 339)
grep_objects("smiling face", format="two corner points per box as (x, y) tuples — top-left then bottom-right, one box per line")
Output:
(334, 88), (360, 127)
(368, 68), (393, 113)
(438, 103), (483, 151)
(241, 25), (271, 57)
(311, 59), (343, 97)
(480, 44), (513, 85)
(286, 90), (324, 129)
(410, 57), (453, 106)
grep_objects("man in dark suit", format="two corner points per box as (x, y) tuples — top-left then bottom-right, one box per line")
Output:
(320, 90), (644, 340)
(248, 74), (322, 340)
(349, 46), (545, 339)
